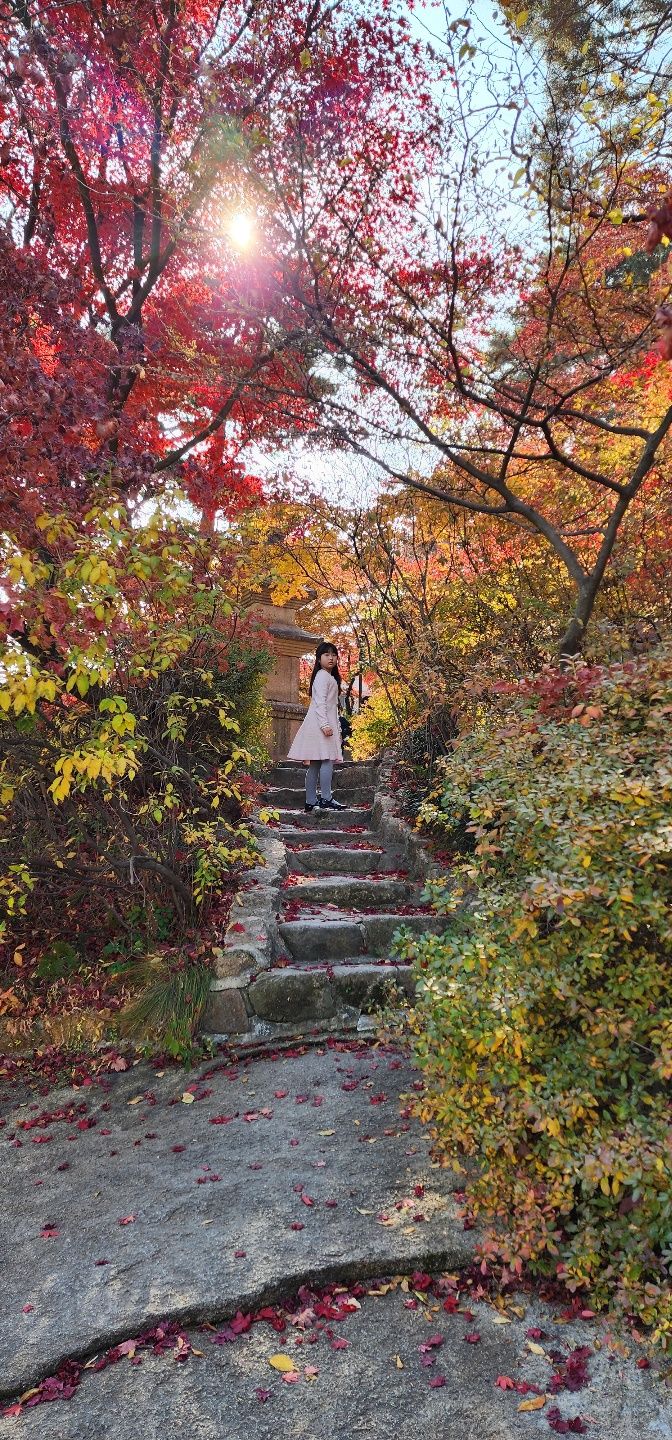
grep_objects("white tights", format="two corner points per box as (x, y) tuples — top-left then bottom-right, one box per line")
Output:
(305, 760), (333, 805)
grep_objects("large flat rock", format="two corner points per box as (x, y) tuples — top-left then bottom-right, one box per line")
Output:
(0, 1044), (471, 1397)
(2, 1279), (670, 1438)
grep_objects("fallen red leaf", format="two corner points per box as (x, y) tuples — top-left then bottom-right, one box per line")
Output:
(419, 1334), (444, 1352)
(547, 1407), (588, 1434)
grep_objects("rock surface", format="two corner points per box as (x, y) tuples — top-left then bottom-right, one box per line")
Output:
(0, 1043), (470, 1398)
(2, 1278), (671, 1438)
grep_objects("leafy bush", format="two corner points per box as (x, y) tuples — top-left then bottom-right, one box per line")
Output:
(349, 686), (399, 759)
(408, 645), (672, 1341)
(0, 504), (272, 1039)
(35, 942), (82, 983)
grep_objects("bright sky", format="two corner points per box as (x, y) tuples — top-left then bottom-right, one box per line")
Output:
(244, 0), (538, 510)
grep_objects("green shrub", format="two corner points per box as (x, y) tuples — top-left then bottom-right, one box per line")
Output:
(36, 941), (82, 982)
(407, 645), (672, 1341)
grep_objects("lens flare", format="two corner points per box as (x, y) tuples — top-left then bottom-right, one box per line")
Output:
(226, 212), (255, 251)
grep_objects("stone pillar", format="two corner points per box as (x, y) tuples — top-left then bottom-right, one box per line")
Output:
(250, 593), (321, 762)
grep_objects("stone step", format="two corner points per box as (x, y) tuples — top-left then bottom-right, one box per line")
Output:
(278, 826), (379, 845)
(275, 807), (373, 829)
(282, 874), (415, 908)
(286, 846), (388, 875)
(271, 761), (378, 787)
(265, 785), (375, 810)
(278, 912), (444, 962)
(247, 961), (414, 1024)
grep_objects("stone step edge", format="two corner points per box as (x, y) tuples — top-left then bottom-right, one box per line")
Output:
(278, 912), (437, 928)
(274, 816), (374, 830)
(278, 831), (381, 844)
(0, 1238), (473, 1404)
(204, 961), (415, 1034)
(281, 879), (416, 898)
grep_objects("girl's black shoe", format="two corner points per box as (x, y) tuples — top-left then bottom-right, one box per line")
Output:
(305, 803), (316, 812)
(318, 797), (347, 811)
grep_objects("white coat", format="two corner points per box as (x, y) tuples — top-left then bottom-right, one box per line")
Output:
(287, 669), (343, 763)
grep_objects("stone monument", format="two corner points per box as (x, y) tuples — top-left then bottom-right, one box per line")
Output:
(252, 591), (321, 762)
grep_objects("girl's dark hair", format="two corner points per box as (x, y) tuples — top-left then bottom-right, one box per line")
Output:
(309, 642), (342, 695)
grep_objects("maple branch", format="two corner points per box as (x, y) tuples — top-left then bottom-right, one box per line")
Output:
(540, 422), (628, 496)
(151, 333), (302, 472)
(12, 0), (120, 325)
(147, 0), (178, 284)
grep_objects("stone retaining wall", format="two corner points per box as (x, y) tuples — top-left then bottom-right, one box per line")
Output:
(201, 824), (286, 1036)
(370, 752), (440, 882)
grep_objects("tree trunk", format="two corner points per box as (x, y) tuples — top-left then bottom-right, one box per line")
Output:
(558, 579), (601, 660)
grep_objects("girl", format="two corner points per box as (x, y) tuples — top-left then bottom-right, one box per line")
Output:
(287, 642), (347, 812)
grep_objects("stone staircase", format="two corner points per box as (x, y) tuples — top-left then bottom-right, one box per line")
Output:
(242, 759), (444, 1028)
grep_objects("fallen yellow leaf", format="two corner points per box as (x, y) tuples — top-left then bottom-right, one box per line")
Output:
(394, 1354), (404, 1369)
(318, 1129), (335, 1136)
(269, 1354), (297, 1372)
(518, 1395), (547, 1412)
(128, 1096), (143, 1106)
(526, 1341), (546, 1356)
(181, 1092), (195, 1104)
(492, 1314), (510, 1325)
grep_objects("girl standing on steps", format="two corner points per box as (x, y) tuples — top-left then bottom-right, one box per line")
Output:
(287, 642), (347, 813)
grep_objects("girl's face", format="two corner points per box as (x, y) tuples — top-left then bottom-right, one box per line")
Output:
(320, 649), (338, 671)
